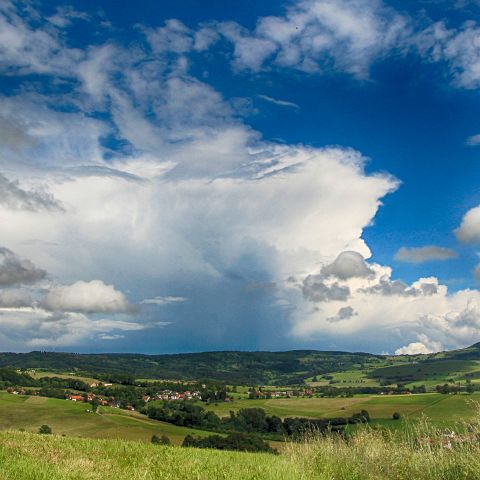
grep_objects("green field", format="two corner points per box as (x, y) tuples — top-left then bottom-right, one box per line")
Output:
(0, 392), (215, 445)
(3, 422), (480, 479)
(3, 389), (479, 446)
(195, 392), (480, 428)
(26, 370), (99, 385)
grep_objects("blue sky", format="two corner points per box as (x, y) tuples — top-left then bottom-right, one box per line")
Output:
(1, 0), (480, 354)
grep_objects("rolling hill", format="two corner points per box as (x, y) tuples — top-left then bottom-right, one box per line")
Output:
(0, 343), (479, 385)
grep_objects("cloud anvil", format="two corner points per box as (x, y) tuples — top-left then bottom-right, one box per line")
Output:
(0, 0), (479, 355)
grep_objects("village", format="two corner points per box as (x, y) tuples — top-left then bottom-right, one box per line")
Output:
(7, 385), (204, 412)
(248, 388), (315, 399)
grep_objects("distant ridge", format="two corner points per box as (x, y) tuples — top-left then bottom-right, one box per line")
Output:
(0, 349), (381, 385)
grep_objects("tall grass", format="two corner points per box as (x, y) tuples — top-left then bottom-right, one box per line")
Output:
(2, 414), (480, 479)
(287, 413), (480, 479)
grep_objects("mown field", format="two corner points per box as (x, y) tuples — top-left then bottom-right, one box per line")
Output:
(197, 392), (480, 427)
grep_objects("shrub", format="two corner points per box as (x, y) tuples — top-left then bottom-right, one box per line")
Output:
(38, 425), (52, 434)
(182, 432), (276, 454)
(152, 434), (171, 445)
(392, 412), (401, 420)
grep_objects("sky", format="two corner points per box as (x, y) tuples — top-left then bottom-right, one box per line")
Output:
(1, 1), (480, 355)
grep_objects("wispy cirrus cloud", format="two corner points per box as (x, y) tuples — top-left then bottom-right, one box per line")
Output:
(141, 296), (189, 306)
(257, 95), (299, 109)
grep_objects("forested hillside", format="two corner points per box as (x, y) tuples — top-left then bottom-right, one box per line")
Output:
(0, 344), (479, 385)
(0, 350), (383, 384)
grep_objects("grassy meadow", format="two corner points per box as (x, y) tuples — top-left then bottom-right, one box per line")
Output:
(2, 388), (480, 449)
(0, 392), (215, 445)
(2, 419), (480, 480)
(196, 392), (480, 428)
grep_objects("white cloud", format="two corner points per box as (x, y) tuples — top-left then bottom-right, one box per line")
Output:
(0, 308), (148, 348)
(321, 251), (375, 280)
(465, 133), (480, 146)
(47, 6), (89, 28)
(0, 173), (63, 212)
(455, 206), (480, 243)
(0, 2), (81, 76)
(395, 246), (457, 263)
(0, 0), (479, 353)
(218, 0), (409, 77)
(395, 335), (443, 355)
(257, 95), (299, 109)
(415, 20), (480, 89)
(43, 280), (134, 314)
(0, 289), (33, 308)
(98, 334), (125, 341)
(145, 19), (194, 54)
(141, 296), (188, 306)
(291, 250), (480, 353)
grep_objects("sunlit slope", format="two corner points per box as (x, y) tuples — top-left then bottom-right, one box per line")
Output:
(0, 392), (213, 444)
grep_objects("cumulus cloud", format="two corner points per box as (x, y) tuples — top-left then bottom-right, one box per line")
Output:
(0, 247), (46, 286)
(321, 251), (375, 280)
(455, 206), (480, 243)
(43, 280), (135, 314)
(301, 251), (378, 303)
(395, 246), (457, 263)
(0, 310), (147, 348)
(291, 257), (480, 354)
(395, 335), (443, 355)
(361, 278), (438, 297)
(302, 278), (350, 302)
(0, 0), (479, 353)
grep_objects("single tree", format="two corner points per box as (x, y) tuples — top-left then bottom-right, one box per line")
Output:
(392, 412), (401, 420)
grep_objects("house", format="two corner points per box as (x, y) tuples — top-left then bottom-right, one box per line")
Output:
(67, 395), (84, 402)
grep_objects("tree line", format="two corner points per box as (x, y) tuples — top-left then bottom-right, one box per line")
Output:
(145, 402), (370, 438)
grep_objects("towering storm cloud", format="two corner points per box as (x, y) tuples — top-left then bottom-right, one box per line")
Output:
(0, 0), (478, 354)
